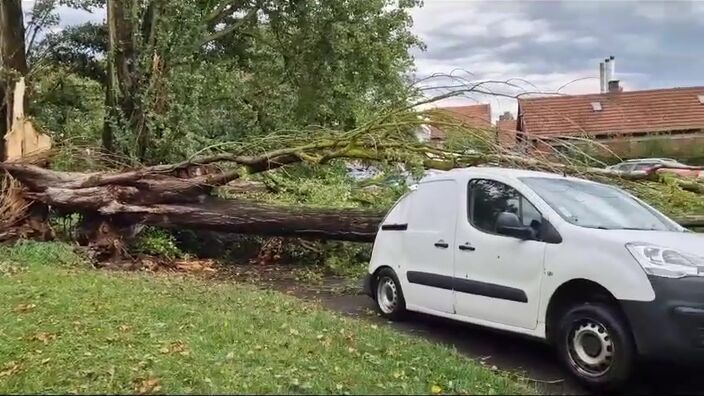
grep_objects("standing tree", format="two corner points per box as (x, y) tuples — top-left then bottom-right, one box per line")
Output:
(0, 0), (29, 160)
(98, 0), (422, 163)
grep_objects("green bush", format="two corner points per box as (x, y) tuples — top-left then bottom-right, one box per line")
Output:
(131, 227), (184, 260)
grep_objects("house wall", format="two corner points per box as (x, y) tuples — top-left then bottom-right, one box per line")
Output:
(523, 130), (704, 164)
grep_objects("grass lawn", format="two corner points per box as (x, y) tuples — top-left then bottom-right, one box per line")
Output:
(0, 241), (532, 394)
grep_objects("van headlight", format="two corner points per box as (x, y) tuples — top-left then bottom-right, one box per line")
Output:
(626, 242), (704, 278)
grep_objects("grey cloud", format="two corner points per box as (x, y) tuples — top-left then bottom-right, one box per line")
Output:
(55, 6), (105, 26)
(413, 0), (704, 91)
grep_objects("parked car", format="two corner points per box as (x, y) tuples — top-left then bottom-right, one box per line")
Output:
(363, 167), (704, 390)
(607, 158), (703, 178)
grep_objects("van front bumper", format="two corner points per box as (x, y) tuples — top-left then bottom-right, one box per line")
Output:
(621, 276), (704, 362)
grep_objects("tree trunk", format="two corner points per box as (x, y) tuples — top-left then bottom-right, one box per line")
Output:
(3, 140), (703, 252)
(105, 0), (140, 156)
(104, 0), (167, 162)
(103, 199), (384, 242)
(0, 0), (28, 161)
(0, 162), (385, 248)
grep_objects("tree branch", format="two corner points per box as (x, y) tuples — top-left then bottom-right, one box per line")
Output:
(200, 4), (259, 46)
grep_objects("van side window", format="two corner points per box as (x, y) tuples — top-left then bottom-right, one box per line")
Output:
(469, 179), (542, 234)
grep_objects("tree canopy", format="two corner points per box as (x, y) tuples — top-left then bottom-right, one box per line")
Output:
(12, 0), (423, 164)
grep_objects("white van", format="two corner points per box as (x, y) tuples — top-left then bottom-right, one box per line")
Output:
(363, 167), (704, 390)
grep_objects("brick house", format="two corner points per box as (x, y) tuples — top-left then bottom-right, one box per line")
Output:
(418, 104), (493, 146)
(499, 57), (704, 159)
(509, 86), (704, 159)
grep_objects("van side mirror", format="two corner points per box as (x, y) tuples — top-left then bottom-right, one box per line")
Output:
(496, 212), (536, 240)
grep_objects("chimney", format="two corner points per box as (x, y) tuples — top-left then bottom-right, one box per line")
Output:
(604, 57), (611, 84)
(608, 80), (621, 93)
(599, 62), (606, 93)
(499, 111), (514, 121)
(607, 56), (621, 93)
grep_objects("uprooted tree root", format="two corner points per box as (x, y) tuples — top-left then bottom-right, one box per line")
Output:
(0, 171), (53, 242)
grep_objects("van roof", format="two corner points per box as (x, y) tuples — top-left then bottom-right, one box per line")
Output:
(421, 166), (580, 183)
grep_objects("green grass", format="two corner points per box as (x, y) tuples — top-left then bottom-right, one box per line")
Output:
(0, 241), (532, 394)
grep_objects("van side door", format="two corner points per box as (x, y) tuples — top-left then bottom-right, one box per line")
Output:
(402, 179), (458, 314)
(453, 178), (547, 329)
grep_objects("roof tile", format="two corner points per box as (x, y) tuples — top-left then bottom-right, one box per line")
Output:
(518, 86), (704, 137)
(429, 104), (492, 140)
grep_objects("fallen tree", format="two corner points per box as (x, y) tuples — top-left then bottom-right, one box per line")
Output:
(2, 110), (704, 257)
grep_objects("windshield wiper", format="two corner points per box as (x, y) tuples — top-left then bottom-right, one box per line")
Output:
(611, 227), (658, 231)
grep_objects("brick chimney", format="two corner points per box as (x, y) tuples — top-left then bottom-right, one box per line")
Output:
(499, 111), (514, 121)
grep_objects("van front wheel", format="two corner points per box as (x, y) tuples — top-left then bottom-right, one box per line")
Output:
(555, 302), (635, 391)
(374, 268), (407, 320)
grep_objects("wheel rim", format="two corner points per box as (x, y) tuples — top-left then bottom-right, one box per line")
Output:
(376, 277), (398, 314)
(566, 319), (614, 378)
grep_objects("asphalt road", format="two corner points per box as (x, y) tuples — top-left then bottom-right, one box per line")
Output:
(301, 291), (704, 395)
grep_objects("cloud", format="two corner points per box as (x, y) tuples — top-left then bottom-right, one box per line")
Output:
(27, 0), (704, 122)
(22, 1), (105, 27)
(411, 0), (704, 120)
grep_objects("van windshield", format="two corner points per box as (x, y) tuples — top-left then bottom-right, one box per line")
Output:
(520, 177), (680, 232)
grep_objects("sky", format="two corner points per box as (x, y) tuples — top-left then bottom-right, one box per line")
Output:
(411, 0), (704, 118)
(25, 0), (704, 120)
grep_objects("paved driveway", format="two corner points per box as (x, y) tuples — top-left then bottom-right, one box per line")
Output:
(311, 292), (704, 395)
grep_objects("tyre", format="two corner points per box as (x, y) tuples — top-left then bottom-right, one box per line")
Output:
(373, 268), (407, 320)
(555, 302), (635, 391)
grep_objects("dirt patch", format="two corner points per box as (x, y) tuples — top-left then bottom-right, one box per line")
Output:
(215, 263), (363, 297)
(95, 254), (218, 274)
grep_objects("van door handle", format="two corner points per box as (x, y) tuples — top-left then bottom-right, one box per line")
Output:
(434, 241), (449, 249)
(459, 243), (476, 252)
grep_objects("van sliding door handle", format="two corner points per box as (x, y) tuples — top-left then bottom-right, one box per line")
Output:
(434, 241), (449, 249)
(459, 244), (476, 251)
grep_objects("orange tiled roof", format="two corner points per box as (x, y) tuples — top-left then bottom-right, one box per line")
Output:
(429, 104), (492, 140)
(518, 86), (704, 137)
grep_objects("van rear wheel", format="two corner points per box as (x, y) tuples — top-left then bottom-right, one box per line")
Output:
(374, 268), (407, 320)
(555, 302), (635, 391)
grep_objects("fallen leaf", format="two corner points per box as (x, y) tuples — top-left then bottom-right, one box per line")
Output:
(431, 384), (443, 394)
(119, 324), (133, 332)
(29, 332), (57, 345)
(0, 361), (21, 377)
(13, 303), (36, 313)
(159, 341), (190, 356)
(135, 377), (161, 394)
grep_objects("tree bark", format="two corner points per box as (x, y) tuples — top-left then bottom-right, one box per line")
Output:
(104, 199), (384, 242)
(0, 161), (384, 245)
(0, 0), (29, 161)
